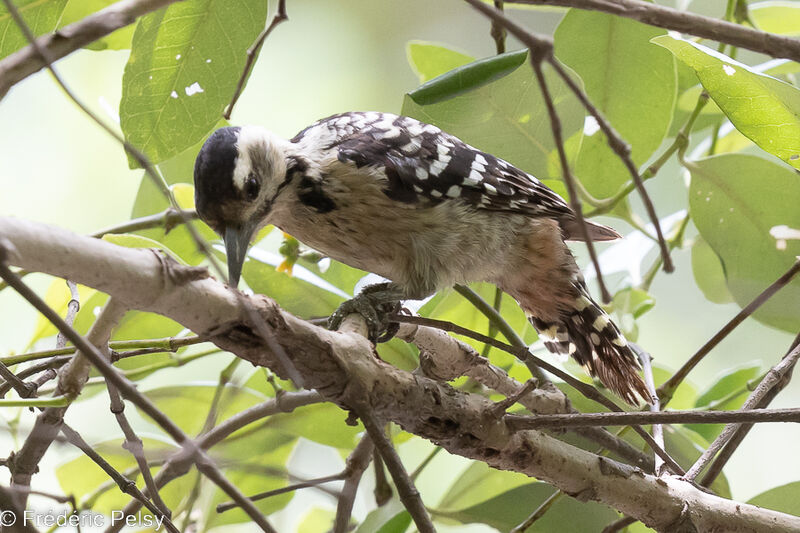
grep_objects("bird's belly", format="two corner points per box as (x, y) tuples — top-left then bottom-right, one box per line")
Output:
(273, 195), (526, 297)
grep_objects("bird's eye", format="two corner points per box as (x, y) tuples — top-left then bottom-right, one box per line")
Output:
(244, 174), (260, 200)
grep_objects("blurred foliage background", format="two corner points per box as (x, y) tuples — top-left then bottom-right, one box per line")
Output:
(1, 0), (799, 531)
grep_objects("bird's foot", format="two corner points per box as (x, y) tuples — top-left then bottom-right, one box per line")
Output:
(329, 283), (402, 343)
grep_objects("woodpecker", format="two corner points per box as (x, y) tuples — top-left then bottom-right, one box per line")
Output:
(193, 111), (651, 404)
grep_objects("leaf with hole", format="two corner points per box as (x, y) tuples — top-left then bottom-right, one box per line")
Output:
(654, 35), (800, 170)
(689, 154), (800, 333)
(120, 0), (268, 166)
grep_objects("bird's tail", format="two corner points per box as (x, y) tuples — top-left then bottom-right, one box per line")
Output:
(529, 282), (652, 405)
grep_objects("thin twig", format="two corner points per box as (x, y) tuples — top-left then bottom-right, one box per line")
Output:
(91, 208), (197, 238)
(466, 0), (656, 303)
(217, 472), (344, 513)
(372, 448), (392, 506)
(462, 0), (671, 299)
(223, 0), (288, 119)
(59, 424), (180, 533)
(684, 343), (800, 481)
(57, 281), (80, 350)
(334, 436), (375, 533)
(490, 1), (506, 54)
(410, 446), (443, 482)
(638, 345), (664, 474)
(602, 515), (638, 533)
(107, 380), (173, 518)
(2, 335), (203, 366)
(509, 490), (563, 533)
(0, 360), (35, 398)
(532, 55), (613, 303)
(454, 285), (546, 382)
(359, 412), (435, 533)
(8, 298), (127, 506)
(658, 258), (800, 403)
(505, 407), (800, 429)
(107, 391), (323, 532)
(586, 93), (708, 217)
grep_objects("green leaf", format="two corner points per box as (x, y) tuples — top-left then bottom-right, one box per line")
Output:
(438, 461), (531, 511)
(265, 403), (363, 449)
(297, 508), (338, 533)
(102, 233), (184, 263)
(653, 35), (800, 170)
(750, 1), (800, 36)
(695, 362), (761, 409)
(691, 236), (734, 304)
(687, 362), (761, 441)
(0, 0), (68, 60)
(664, 425), (731, 498)
(294, 252), (367, 297)
(556, 9), (677, 198)
(436, 482), (618, 532)
(144, 384), (268, 436)
(609, 288), (655, 341)
(59, 0), (133, 50)
(355, 499), (411, 533)
(406, 41), (474, 83)
(689, 154), (800, 332)
(747, 481), (800, 515)
(243, 249), (347, 318)
(205, 437), (297, 528)
(28, 281), (96, 348)
(377, 337), (419, 372)
(130, 175), (218, 266)
(419, 283), (537, 368)
(120, 0), (268, 166)
(402, 50), (583, 180)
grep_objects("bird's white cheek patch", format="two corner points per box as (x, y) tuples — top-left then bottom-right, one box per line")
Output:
(232, 155), (251, 191)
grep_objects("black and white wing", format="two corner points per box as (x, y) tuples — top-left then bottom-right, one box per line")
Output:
(291, 111), (573, 220)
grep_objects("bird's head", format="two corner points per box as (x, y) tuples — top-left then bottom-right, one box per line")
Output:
(194, 125), (293, 287)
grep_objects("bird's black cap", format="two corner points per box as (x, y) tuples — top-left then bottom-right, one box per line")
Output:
(194, 126), (241, 233)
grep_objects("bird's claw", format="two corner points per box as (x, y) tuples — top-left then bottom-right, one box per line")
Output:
(329, 294), (400, 343)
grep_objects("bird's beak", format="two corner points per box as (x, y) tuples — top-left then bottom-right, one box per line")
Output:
(223, 224), (255, 288)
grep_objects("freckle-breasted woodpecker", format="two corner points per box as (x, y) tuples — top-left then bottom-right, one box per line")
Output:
(193, 111), (651, 404)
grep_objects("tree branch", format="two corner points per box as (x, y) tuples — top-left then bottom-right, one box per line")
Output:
(505, 407), (800, 429)
(3, 218), (798, 531)
(508, 0), (800, 63)
(0, 0), (184, 100)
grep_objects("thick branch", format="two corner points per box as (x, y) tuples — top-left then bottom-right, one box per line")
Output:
(506, 407), (800, 429)
(2, 217), (800, 532)
(509, 0), (800, 63)
(0, 0), (183, 99)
